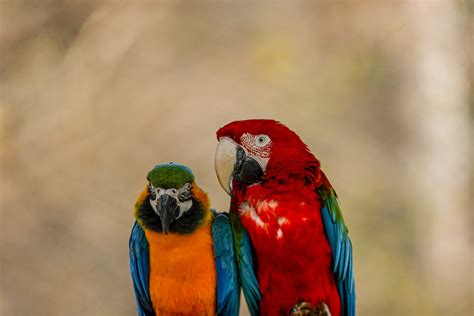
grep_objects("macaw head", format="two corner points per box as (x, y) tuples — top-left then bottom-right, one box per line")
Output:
(215, 119), (320, 195)
(135, 162), (210, 234)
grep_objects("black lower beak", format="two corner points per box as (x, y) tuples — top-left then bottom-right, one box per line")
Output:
(233, 146), (263, 185)
(157, 194), (179, 234)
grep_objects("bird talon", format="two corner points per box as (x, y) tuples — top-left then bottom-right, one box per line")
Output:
(290, 301), (331, 316)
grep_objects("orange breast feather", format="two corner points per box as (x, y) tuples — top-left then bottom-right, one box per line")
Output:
(145, 223), (217, 316)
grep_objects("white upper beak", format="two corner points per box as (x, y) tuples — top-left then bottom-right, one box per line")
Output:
(215, 137), (238, 195)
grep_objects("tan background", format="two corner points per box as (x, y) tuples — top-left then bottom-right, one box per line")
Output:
(0, 1), (472, 315)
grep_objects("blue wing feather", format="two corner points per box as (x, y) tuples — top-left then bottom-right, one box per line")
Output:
(212, 212), (240, 316)
(319, 181), (356, 316)
(129, 221), (155, 316)
(229, 212), (261, 316)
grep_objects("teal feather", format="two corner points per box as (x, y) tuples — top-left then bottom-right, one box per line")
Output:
(129, 221), (155, 316)
(229, 212), (261, 316)
(130, 214), (242, 316)
(212, 212), (240, 316)
(318, 182), (356, 316)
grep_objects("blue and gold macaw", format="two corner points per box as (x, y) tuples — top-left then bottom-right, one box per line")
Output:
(129, 163), (243, 316)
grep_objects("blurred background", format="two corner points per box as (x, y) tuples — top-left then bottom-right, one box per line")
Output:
(0, 1), (472, 315)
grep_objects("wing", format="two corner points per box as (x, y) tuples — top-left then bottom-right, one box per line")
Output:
(317, 172), (356, 316)
(129, 221), (155, 316)
(212, 212), (240, 316)
(229, 212), (261, 316)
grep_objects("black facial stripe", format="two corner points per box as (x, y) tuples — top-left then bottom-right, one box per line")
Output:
(177, 183), (192, 201)
(147, 183), (156, 199)
(178, 192), (191, 201)
(137, 194), (204, 234)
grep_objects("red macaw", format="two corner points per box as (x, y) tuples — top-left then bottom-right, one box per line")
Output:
(215, 119), (355, 316)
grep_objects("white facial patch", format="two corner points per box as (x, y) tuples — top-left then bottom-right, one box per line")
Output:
(149, 183), (193, 219)
(240, 133), (272, 171)
(253, 156), (270, 173)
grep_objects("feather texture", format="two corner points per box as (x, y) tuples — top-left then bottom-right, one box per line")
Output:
(129, 221), (155, 316)
(212, 212), (240, 316)
(130, 214), (242, 316)
(318, 174), (356, 316)
(229, 212), (261, 316)
(130, 164), (241, 315)
(215, 119), (355, 316)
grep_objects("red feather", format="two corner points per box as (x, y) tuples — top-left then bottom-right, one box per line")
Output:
(218, 120), (341, 315)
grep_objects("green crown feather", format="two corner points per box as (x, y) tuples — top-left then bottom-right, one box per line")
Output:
(147, 162), (195, 189)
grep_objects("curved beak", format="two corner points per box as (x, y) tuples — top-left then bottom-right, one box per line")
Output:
(215, 137), (264, 195)
(215, 137), (237, 195)
(154, 194), (179, 234)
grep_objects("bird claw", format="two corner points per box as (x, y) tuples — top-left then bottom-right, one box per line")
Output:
(290, 301), (331, 316)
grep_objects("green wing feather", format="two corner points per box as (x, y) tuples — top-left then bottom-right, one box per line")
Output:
(318, 173), (355, 316)
(229, 212), (261, 316)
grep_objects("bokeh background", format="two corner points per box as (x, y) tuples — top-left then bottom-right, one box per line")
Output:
(1, 1), (472, 315)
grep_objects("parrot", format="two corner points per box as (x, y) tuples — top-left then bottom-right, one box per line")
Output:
(214, 119), (355, 316)
(129, 162), (240, 316)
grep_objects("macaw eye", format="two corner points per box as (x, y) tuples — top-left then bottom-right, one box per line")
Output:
(256, 134), (270, 147)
